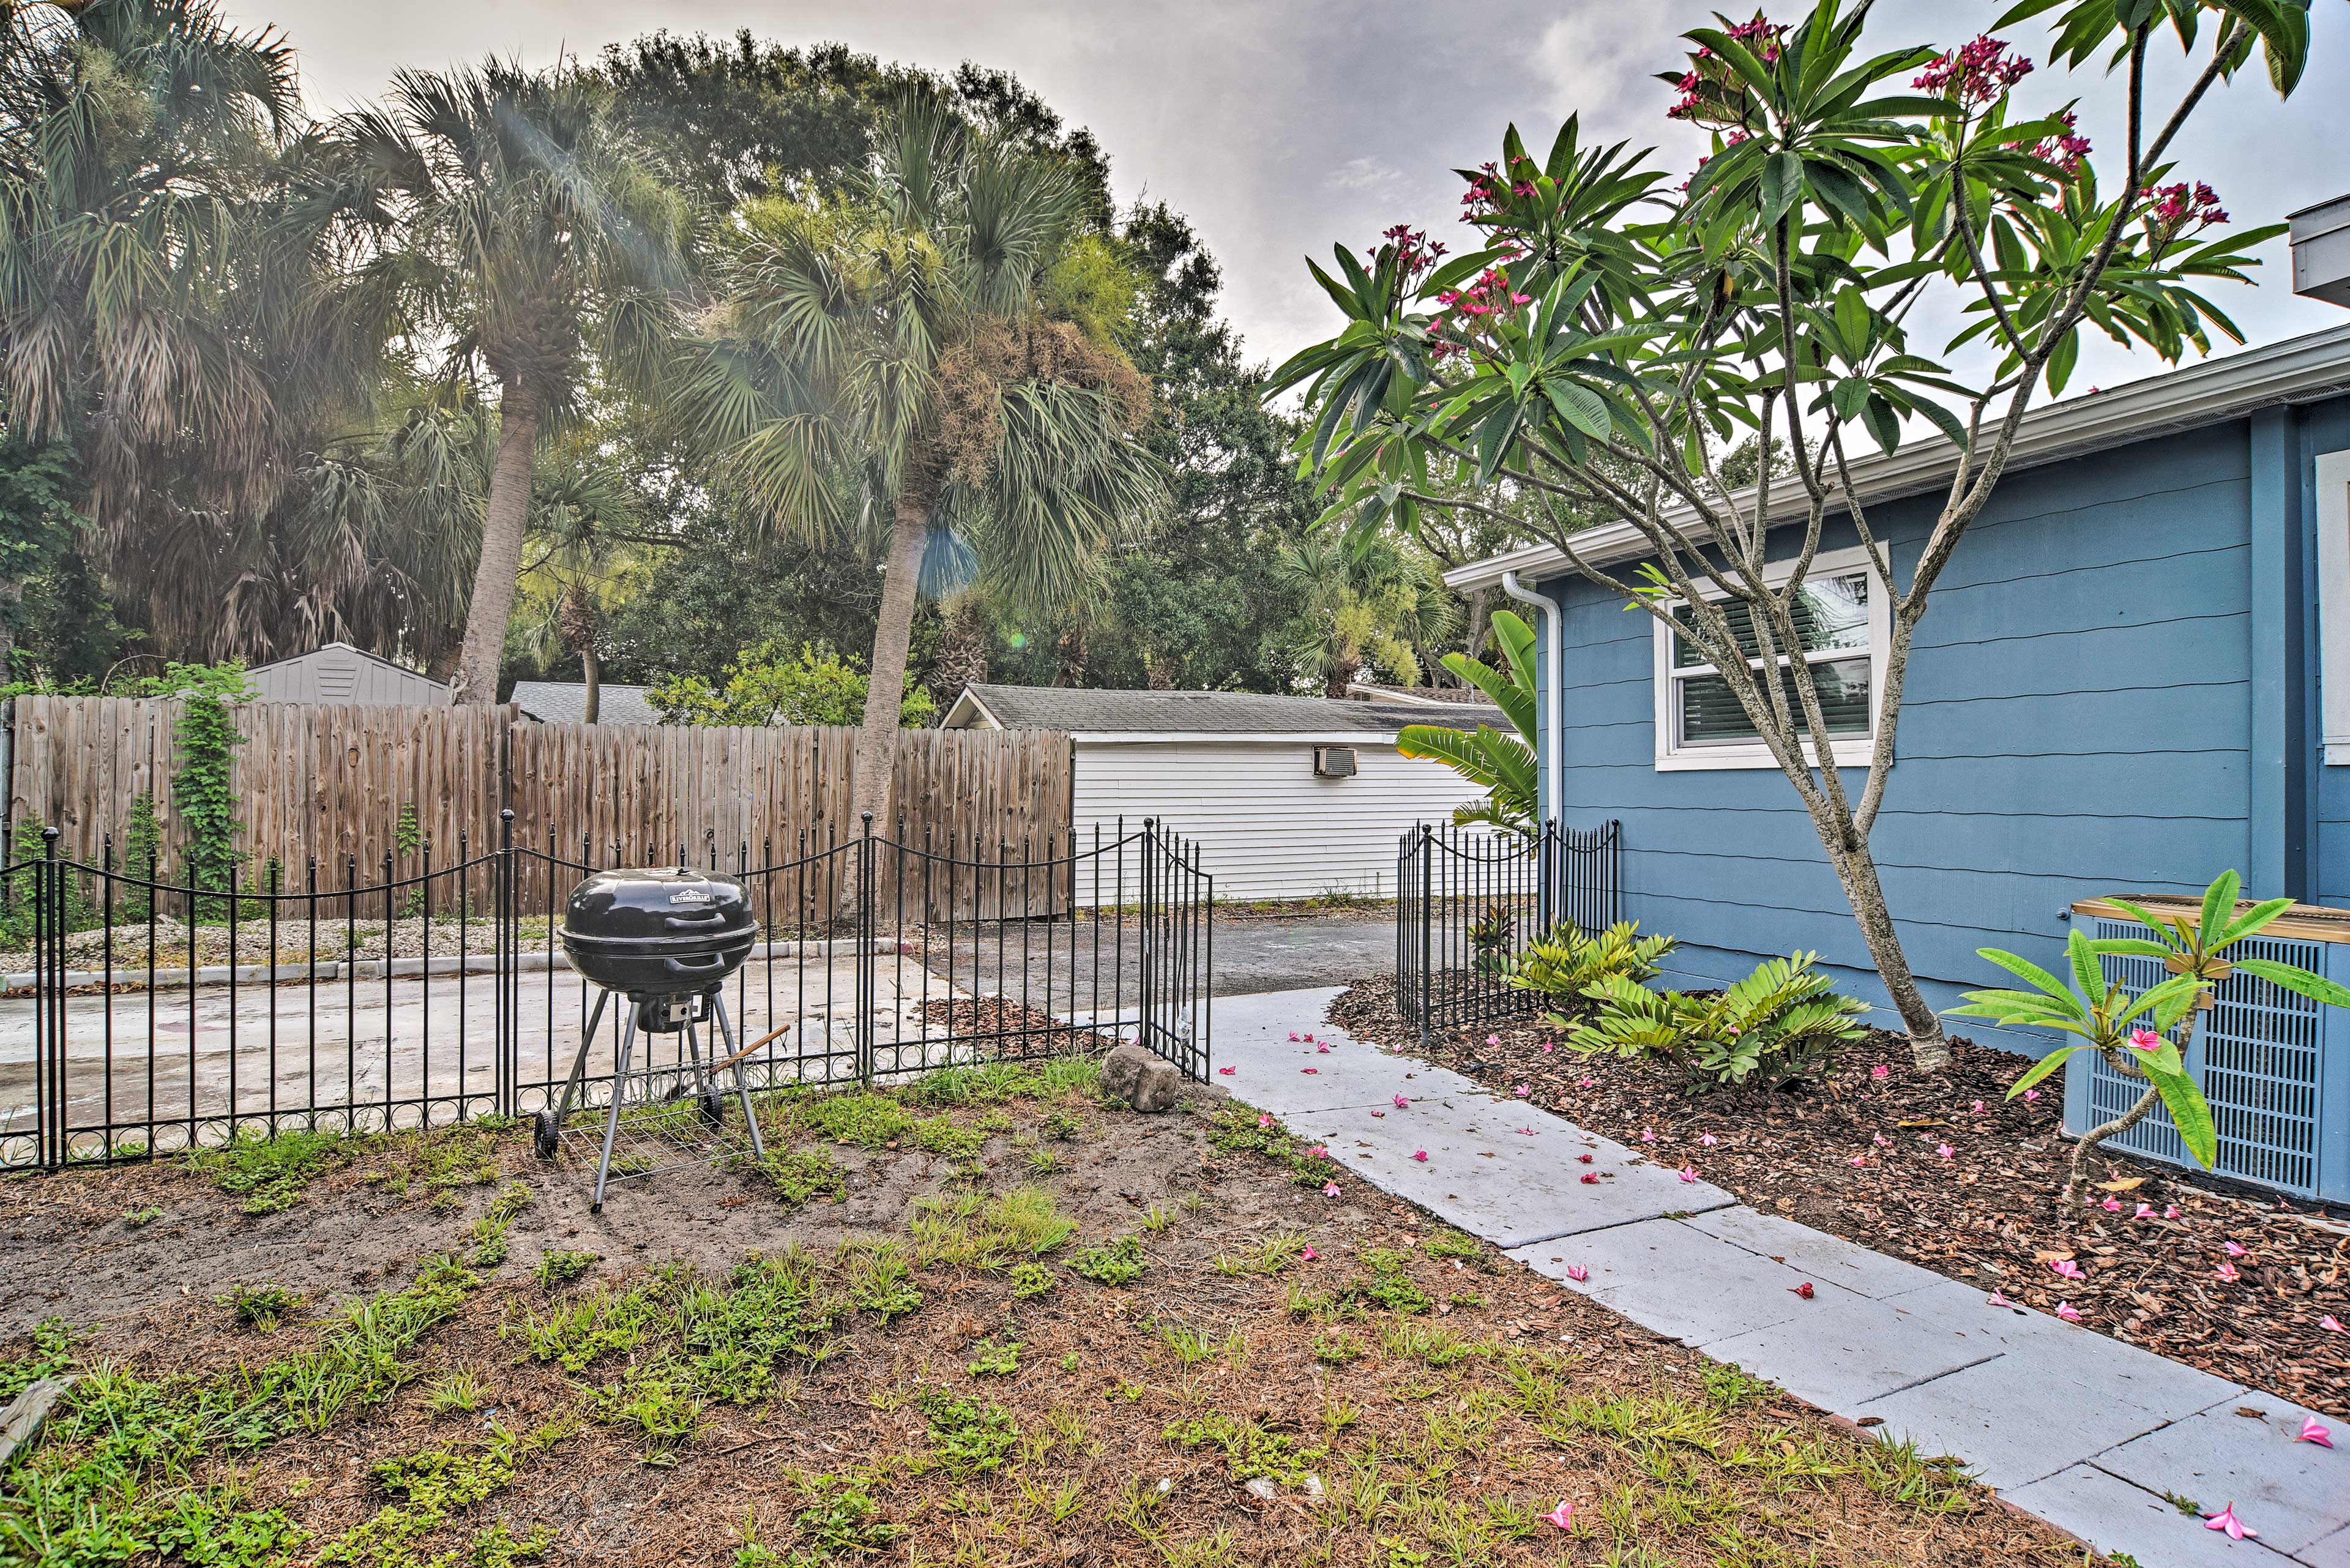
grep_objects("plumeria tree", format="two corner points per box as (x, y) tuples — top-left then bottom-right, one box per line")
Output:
(1270, 0), (2310, 1070)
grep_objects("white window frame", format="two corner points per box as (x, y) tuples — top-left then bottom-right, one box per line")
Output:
(1651, 544), (1892, 773)
(2318, 449), (2350, 765)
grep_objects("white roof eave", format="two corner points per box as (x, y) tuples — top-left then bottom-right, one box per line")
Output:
(1444, 321), (2350, 592)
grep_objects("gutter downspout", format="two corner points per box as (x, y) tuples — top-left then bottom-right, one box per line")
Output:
(1498, 571), (1561, 828)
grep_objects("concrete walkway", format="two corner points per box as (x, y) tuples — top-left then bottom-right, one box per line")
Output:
(1210, 988), (2349, 1568)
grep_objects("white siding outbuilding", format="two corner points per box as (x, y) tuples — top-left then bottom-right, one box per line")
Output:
(941, 685), (1502, 903)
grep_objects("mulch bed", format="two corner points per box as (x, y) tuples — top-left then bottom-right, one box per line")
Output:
(1330, 974), (2350, 1419)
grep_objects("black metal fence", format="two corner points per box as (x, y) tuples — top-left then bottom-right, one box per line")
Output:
(1, 813), (1211, 1170)
(1396, 819), (1622, 1040)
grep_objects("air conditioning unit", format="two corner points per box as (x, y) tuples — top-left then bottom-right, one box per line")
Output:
(1314, 745), (1357, 778)
(2065, 898), (2350, 1201)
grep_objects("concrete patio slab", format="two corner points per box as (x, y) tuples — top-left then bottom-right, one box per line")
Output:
(1682, 1204), (1947, 1301)
(1697, 1283), (2013, 1412)
(1854, 1329), (2242, 1491)
(2091, 1402), (2350, 1558)
(2003, 1462), (2294, 1567)
(2302, 1523), (2350, 1568)
(1509, 1217), (1868, 1345)
(1204, 987), (1491, 1114)
(1281, 1094), (1736, 1249)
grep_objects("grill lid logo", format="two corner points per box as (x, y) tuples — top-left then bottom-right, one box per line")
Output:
(668, 888), (714, 906)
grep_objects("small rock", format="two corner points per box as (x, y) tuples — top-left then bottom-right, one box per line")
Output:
(1243, 1477), (1279, 1501)
(1102, 1042), (1181, 1113)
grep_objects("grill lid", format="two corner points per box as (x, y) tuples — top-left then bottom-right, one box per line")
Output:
(562, 866), (756, 947)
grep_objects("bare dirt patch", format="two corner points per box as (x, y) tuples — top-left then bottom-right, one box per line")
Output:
(1, 1060), (2109, 1567)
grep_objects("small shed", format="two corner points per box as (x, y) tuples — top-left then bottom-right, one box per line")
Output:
(940, 684), (1502, 902)
(245, 643), (449, 707)
(509, 682), (662, 726)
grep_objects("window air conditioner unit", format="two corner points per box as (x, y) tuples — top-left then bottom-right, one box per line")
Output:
(1314, 746), (1357, 779)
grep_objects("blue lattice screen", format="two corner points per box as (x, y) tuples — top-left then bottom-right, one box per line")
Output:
(2070, 919), (2324, 1197)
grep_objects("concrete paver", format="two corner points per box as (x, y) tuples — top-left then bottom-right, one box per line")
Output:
(2004, 1463), (2295, 1567)
(1510, 1220), (1867, 1345)
(2091, 1403), (2350, 1558)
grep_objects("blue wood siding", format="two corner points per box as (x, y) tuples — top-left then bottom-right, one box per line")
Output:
(2300, 398), (2350, 906)
(1533, 413), (2299, 1051)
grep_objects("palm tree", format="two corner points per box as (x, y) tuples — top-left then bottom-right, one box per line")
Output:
(1275, 533), (1461, 697)
(0, 0), (340, 671)
(341, 61), (685, 704)
(674, 85), (1162, 835)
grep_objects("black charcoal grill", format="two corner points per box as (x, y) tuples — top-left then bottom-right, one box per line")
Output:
(534, 866), (777, 1208)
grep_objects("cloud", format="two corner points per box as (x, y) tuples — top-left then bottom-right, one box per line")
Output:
(1532, 10), (1667, 126)
(1326, 155), (1405, 194)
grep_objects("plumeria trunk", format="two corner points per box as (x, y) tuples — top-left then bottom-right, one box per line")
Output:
(1821, 807), (1952, 1071)
(2063, 1012), (2204, 1206)
(847, 494), (930, 855)
(452, 388), (540, 706)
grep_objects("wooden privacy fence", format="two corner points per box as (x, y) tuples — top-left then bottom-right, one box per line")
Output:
(6, 696), (1073, 917)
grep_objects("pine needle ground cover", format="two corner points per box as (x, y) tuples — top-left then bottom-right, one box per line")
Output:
(1, 1062), (2100, 1567)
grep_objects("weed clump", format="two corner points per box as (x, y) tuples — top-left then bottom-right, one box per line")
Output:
(1067, 1233), (1145, 1286)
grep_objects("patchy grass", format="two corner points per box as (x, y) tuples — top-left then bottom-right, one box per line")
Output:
(0, 1070), (2105, 1568)
(186, 1127), (349, 1214)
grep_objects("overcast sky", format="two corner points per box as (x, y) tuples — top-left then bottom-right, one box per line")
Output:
(229, 0), (2350, 394)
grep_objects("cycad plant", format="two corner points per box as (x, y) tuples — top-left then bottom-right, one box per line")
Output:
(674, 84), (1163, 834)
(343, 60), (687, 703)
(1950, 872), (2350, 1203)
(1396, 609), (1539, 836)
(1510, 920), (1677, 1011)
(1571, 953), (1867, 1092)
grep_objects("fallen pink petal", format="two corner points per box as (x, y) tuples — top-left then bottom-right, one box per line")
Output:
(1307, 1145), (1327, 1159)
(1286, 1032), (1300, 1042)
(2135, 1203), (2154, 1219)
(1393, 1094), (1410, 1109)
(1541, 1499), (1575, 1530)
(2296, 1415), (2333, 1447)
(2024, 1089), (2040, 1102)
(1677, 1167), (1699, 1182)
(2164, 1206), (2183, 1220)
(1971, 1100), (1985, 1113)
(2050, 1259), (2084, 1281)
(2325, 1315), (2345, 1333)
(2204, 1503), (2256, 1541)
(1700, 1133), (1718, 1146)
(1217, 1066), (1236, 1076)
(2224, 1241), (2247, 1257)
(1849, 1154), (1868, 1167)
(1299, 1245), (1318, 1262)
(2055, 1302), (2081, 1322)
(2215, 1261), (2241, 1282)
(1564, 1265), (1589, 1283)
(1258, 1114), (1272, 1129)
(1411, 1149), (1429, 1162)
(1580, 1173), (1599, 1184)
(1486, 1034), (1501, 1047)
(1300, 1067), (1318, 1073)
(2102, 1198), (2122, 1212)
(1322, 1182), (1341, 1198)
(1641, 1128), (1656, 1143)
(1938, 1144), (1955, 1160)
(1871, 1064), (1889, 1080)
(1988, 1290), (2015, 1308)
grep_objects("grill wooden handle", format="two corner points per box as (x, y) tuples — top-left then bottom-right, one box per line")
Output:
(714, 1022), (791, 1073)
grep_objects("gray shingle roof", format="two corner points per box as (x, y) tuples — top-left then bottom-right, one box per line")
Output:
(947, 684), (1501, 736)
(510, 681), (662, 726)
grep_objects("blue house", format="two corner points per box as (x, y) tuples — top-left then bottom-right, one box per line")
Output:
(1444, 321), (2350, 1200)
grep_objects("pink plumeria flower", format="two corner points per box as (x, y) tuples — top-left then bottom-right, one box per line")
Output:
(1988, 1290), (2015, 1308)
(1938, 1144), (1955, 1161)
(1677, 1167), (1699, 1183)
(1486, 1034), (1502, 1047)
(1872, 1133), (1890, 1148)
(1411, 1149), (1429, 1162)
(1513, 1084), (1531, 1097)
(2215, 1261), (2241, 1283)
(1576, 1076), (1595, 1088)
(2296, 1415), (2333, 1447)
(1300, 1245), (1319, 1262)
(2102, 1198), (2123, 1212)
(1393, 1094), (1410, 1109)
(1849, 1154), (1868, 1167)
(2135, 1203), (2154, 1219)
(2126, 1027), (2161, 1052)
(2023, 1089), (2040, 1102)
(1288, 1032), (1301, 1042)
(1580, 1172), (1599, 1184)
(1322, 1182), (1341, 1197)
(1307, 1144), (1327, 1159)
(1303, 1033), (1316, 1043)
(1870, 1064), (1889, 1080)
(1971, 1100), (1984, 1114)
(1542, 1500), (1575, 1531)
(1564, 1264), (1589, 1283)
(2163, 1206), (2182, 1220)
(1316, 1043), (1330, 1053)
(1301, 1067), (1318, 1073)
(1700, 1133), (1718, 1147)
(1641, 1128), (1657, 1143)
(2204, 1503), (2256, 1541)
(1217, 1066), (1236, 1076)
(2050, 1259), (2084, 1281)
(2224, 1241), (2247, 1257)
(1541, 1040), (1556, 1053)
(1258, 1114), (1274, 1129)
(1370, 1110), (1385, 1118)
(2324, 1315), (2345, 1333)
(2055, 1302), (2081, 1323)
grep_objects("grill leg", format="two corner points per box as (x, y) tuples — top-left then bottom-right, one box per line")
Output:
(712, 995), (766, 1162)
(591, 1010), (638, 1214)
(553, 988), (611, 1125)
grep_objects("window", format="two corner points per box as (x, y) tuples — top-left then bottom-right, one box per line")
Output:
(2319, 450), (2350, 764)
(1651, 546), (1890, 772)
